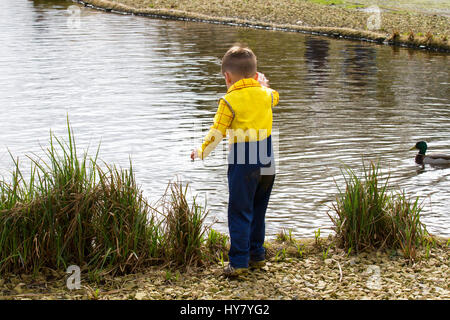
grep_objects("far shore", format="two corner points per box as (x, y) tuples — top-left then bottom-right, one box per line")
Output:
(74, 0), (449, 51)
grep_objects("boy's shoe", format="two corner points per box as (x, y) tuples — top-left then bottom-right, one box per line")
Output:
(223, 264), (248, 278)
(249, 259), (266, 269)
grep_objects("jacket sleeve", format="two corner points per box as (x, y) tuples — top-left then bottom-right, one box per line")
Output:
(271, 89), (279, 107)
(197, 99), (234, 160)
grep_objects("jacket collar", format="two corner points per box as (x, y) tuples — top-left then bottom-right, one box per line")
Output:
(227, 78), (261, 94)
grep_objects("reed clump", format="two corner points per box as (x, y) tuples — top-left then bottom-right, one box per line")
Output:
(329, 161), (429, 262)
(0, 121), (223, 277)
(159, 180), (209, 267)
(0, 122), (161, 276)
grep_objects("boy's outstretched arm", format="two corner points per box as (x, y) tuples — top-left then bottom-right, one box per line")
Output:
(191, 99), (234, 160)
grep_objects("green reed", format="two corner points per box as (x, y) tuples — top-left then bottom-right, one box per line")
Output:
(276, 228), (295, 244)
(206, 228), (229, 262)
(387, 191), (428, 261)
(159, 180), (210, 267)
(329, 161), (428, 261)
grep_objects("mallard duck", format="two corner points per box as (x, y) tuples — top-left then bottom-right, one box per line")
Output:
(410, 141), (450, 165)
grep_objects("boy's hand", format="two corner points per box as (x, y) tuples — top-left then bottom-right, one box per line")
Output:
(255, 72), (269, 87)
(190, 149), (199, 161)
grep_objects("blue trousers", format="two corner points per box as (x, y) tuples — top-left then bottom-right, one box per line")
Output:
(227, 164), (275, 268)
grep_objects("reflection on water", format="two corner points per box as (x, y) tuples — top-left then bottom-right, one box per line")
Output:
(0, 0), (449, 238)
(305, 36), (329, 86)
(342, 44), (377, 88)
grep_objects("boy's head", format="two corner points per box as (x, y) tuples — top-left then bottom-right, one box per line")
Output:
(221, 46), (257, 87)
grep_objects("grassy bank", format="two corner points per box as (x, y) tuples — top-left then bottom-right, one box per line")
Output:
(74, 0), (450, 51)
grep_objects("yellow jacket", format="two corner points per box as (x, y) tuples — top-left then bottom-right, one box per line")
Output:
(198, 78), (279, 159)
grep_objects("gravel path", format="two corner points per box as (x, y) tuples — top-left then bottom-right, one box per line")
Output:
(1, 237), (448, 300)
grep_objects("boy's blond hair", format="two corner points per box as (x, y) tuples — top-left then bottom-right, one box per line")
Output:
(221, 46), (257, 78)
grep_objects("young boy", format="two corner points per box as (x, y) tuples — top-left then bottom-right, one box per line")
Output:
(191, 46), (279, 277)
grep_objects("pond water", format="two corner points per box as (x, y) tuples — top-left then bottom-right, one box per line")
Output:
(0, 0), (449, 238)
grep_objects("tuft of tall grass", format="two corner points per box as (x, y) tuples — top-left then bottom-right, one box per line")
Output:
(0, 119), (225, 277)
(329, 162), (390, 251)
(91, 163), (164, 275)
(329, 161), (428, 261)
(159, 180), (209, 268)
(0, 122), (101, 274)
(387, 191), (428, 261)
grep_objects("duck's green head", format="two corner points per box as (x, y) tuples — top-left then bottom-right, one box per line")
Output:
(410, 141), (427, 155)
